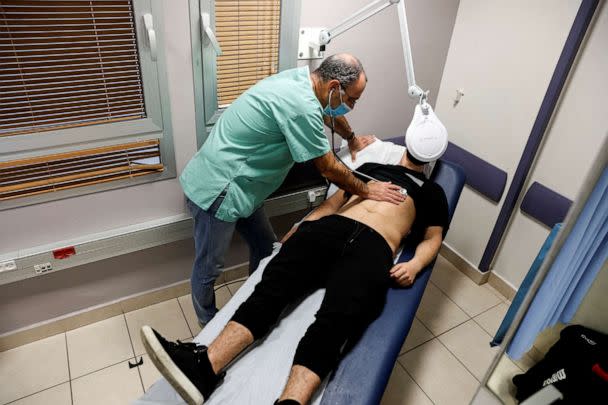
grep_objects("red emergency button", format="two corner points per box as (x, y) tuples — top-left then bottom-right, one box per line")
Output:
(53, 246), (76, 259)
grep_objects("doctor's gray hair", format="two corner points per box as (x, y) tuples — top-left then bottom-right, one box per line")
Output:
(313, 53), (367, 88)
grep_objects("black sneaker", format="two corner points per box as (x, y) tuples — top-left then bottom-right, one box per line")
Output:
(141, 325), (224, 404)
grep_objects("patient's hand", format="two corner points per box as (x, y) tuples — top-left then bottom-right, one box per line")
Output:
(389, 261), (419, 287)
(349, 134), (376, 161)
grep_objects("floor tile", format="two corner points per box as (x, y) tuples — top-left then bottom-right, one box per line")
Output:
(0, 334), (69, 404)
(399, 339), (478, 405)
(430, 256), (502, 317)
(178, 293), (201, 337)
(380, 363), (433, 405)
(178, 287), (232, 337)
(138, 354), (163, 392)
(400, 318), (434, 354)
(474, 302), (509, 336)
(486, 355), (521, 405)
(438, 319), (499, 380)
(8, 383), (71, 405)
(71, 360), (143, 405)
(125, 299), (192, 356)
(415, 282), (469, 335)
(215, 285), (232, 309)
(227, 278), (247, 295)
(66, 314), (134, 378)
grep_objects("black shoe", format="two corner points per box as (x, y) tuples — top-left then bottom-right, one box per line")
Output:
(274, 400), (301, 405)
(141, 325), (224, 404)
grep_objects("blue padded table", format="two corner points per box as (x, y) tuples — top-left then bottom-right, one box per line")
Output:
(320, 159), (466, 405)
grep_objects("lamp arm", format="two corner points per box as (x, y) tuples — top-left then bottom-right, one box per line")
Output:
(321, 0), (391, 44)
(318, 0), (427, 105)
(396, 0), (425, 101)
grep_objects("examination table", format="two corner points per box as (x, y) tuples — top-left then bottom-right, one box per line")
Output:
(135, 148), (465, 405)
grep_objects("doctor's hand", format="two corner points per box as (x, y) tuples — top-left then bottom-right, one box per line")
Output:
(348, 134), (376, 161)
(365, 181), (407, 205)
(389, 261), (420, 287)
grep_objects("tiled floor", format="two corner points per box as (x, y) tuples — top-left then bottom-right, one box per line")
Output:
(0, 255), (527, 405)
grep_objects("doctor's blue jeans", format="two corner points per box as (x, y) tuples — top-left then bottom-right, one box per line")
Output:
(187, 196), (276, 324)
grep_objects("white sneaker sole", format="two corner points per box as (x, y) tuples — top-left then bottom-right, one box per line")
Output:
(140, 325), (205, 405)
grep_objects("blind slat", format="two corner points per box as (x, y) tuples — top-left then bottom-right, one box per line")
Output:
(0, 61), (139, 74)
(1, 95), (142, 112)
(0, 103), (144, 121)
(0, 170), (161, 201)
(1, 92), (142, 108)
(0, 110), (145, 132)
(0, 56), (139, 65)
(0, 164), (162, 194)
(0, 73), (141, 87)
(0, 38), (136, 46)
(1, 79), (143, 97)
(0, 67), (141, 79)
(0, 139), (160, 168)
(0, 43), (137, 53)
(0, 49), (138, 59)
(1, 85), (143, 102)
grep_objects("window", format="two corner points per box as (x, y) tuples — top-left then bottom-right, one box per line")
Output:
(215, 0), (281, 107)
(0, 0), (175, 209)
(189, 0), (300, 146)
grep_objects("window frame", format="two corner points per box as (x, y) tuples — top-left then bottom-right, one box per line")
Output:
(0, 0), (176, 211)
(188, 0), (301, 148)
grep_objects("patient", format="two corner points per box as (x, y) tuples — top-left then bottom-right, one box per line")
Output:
(141, 146), (449, 405)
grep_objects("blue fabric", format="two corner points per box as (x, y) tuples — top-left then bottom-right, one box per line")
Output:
(491, 223), (562, 347)
(507, 167), (608, 359)
(188, 197), (276, 324)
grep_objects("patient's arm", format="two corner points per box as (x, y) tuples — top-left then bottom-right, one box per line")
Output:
(280, 190), (348, 243)
(389, 226), (443, 287)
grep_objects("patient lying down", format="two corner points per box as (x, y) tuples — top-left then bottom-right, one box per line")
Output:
(141, 149), (448, 405)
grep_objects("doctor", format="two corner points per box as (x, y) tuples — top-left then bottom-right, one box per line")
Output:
(180, 53), (406, 325)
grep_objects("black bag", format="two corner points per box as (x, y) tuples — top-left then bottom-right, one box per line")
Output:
(512, 325), (607, 403)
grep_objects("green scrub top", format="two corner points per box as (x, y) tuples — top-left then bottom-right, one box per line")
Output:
(180, 66), (330, 222)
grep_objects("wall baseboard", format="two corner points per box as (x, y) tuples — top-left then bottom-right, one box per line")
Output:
(440, 242), (489, 285)
(487, 271), (517, 302)
(0, 262), (248, 352)
(440, 242), (517, 301)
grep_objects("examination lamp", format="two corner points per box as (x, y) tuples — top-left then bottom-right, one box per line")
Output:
(299, 0), (448, 163)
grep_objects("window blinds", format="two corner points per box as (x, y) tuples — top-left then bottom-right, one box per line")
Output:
(0, 139), (163, 200)
(0, 0), (146, 137)
(215, 0), (280, 107)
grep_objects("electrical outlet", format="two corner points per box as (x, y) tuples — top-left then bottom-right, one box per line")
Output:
(34, 262), (53, 275)
(0, 260), (17, 273)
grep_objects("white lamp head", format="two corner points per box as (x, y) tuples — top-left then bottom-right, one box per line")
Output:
(405, 104), (448, 163)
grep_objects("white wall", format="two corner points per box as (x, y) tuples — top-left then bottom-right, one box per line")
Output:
(492, 2), (608, 287)
(433, 0), (595, 287)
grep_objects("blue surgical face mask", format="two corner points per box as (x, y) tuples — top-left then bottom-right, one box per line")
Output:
(323, 87), (352, 117)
